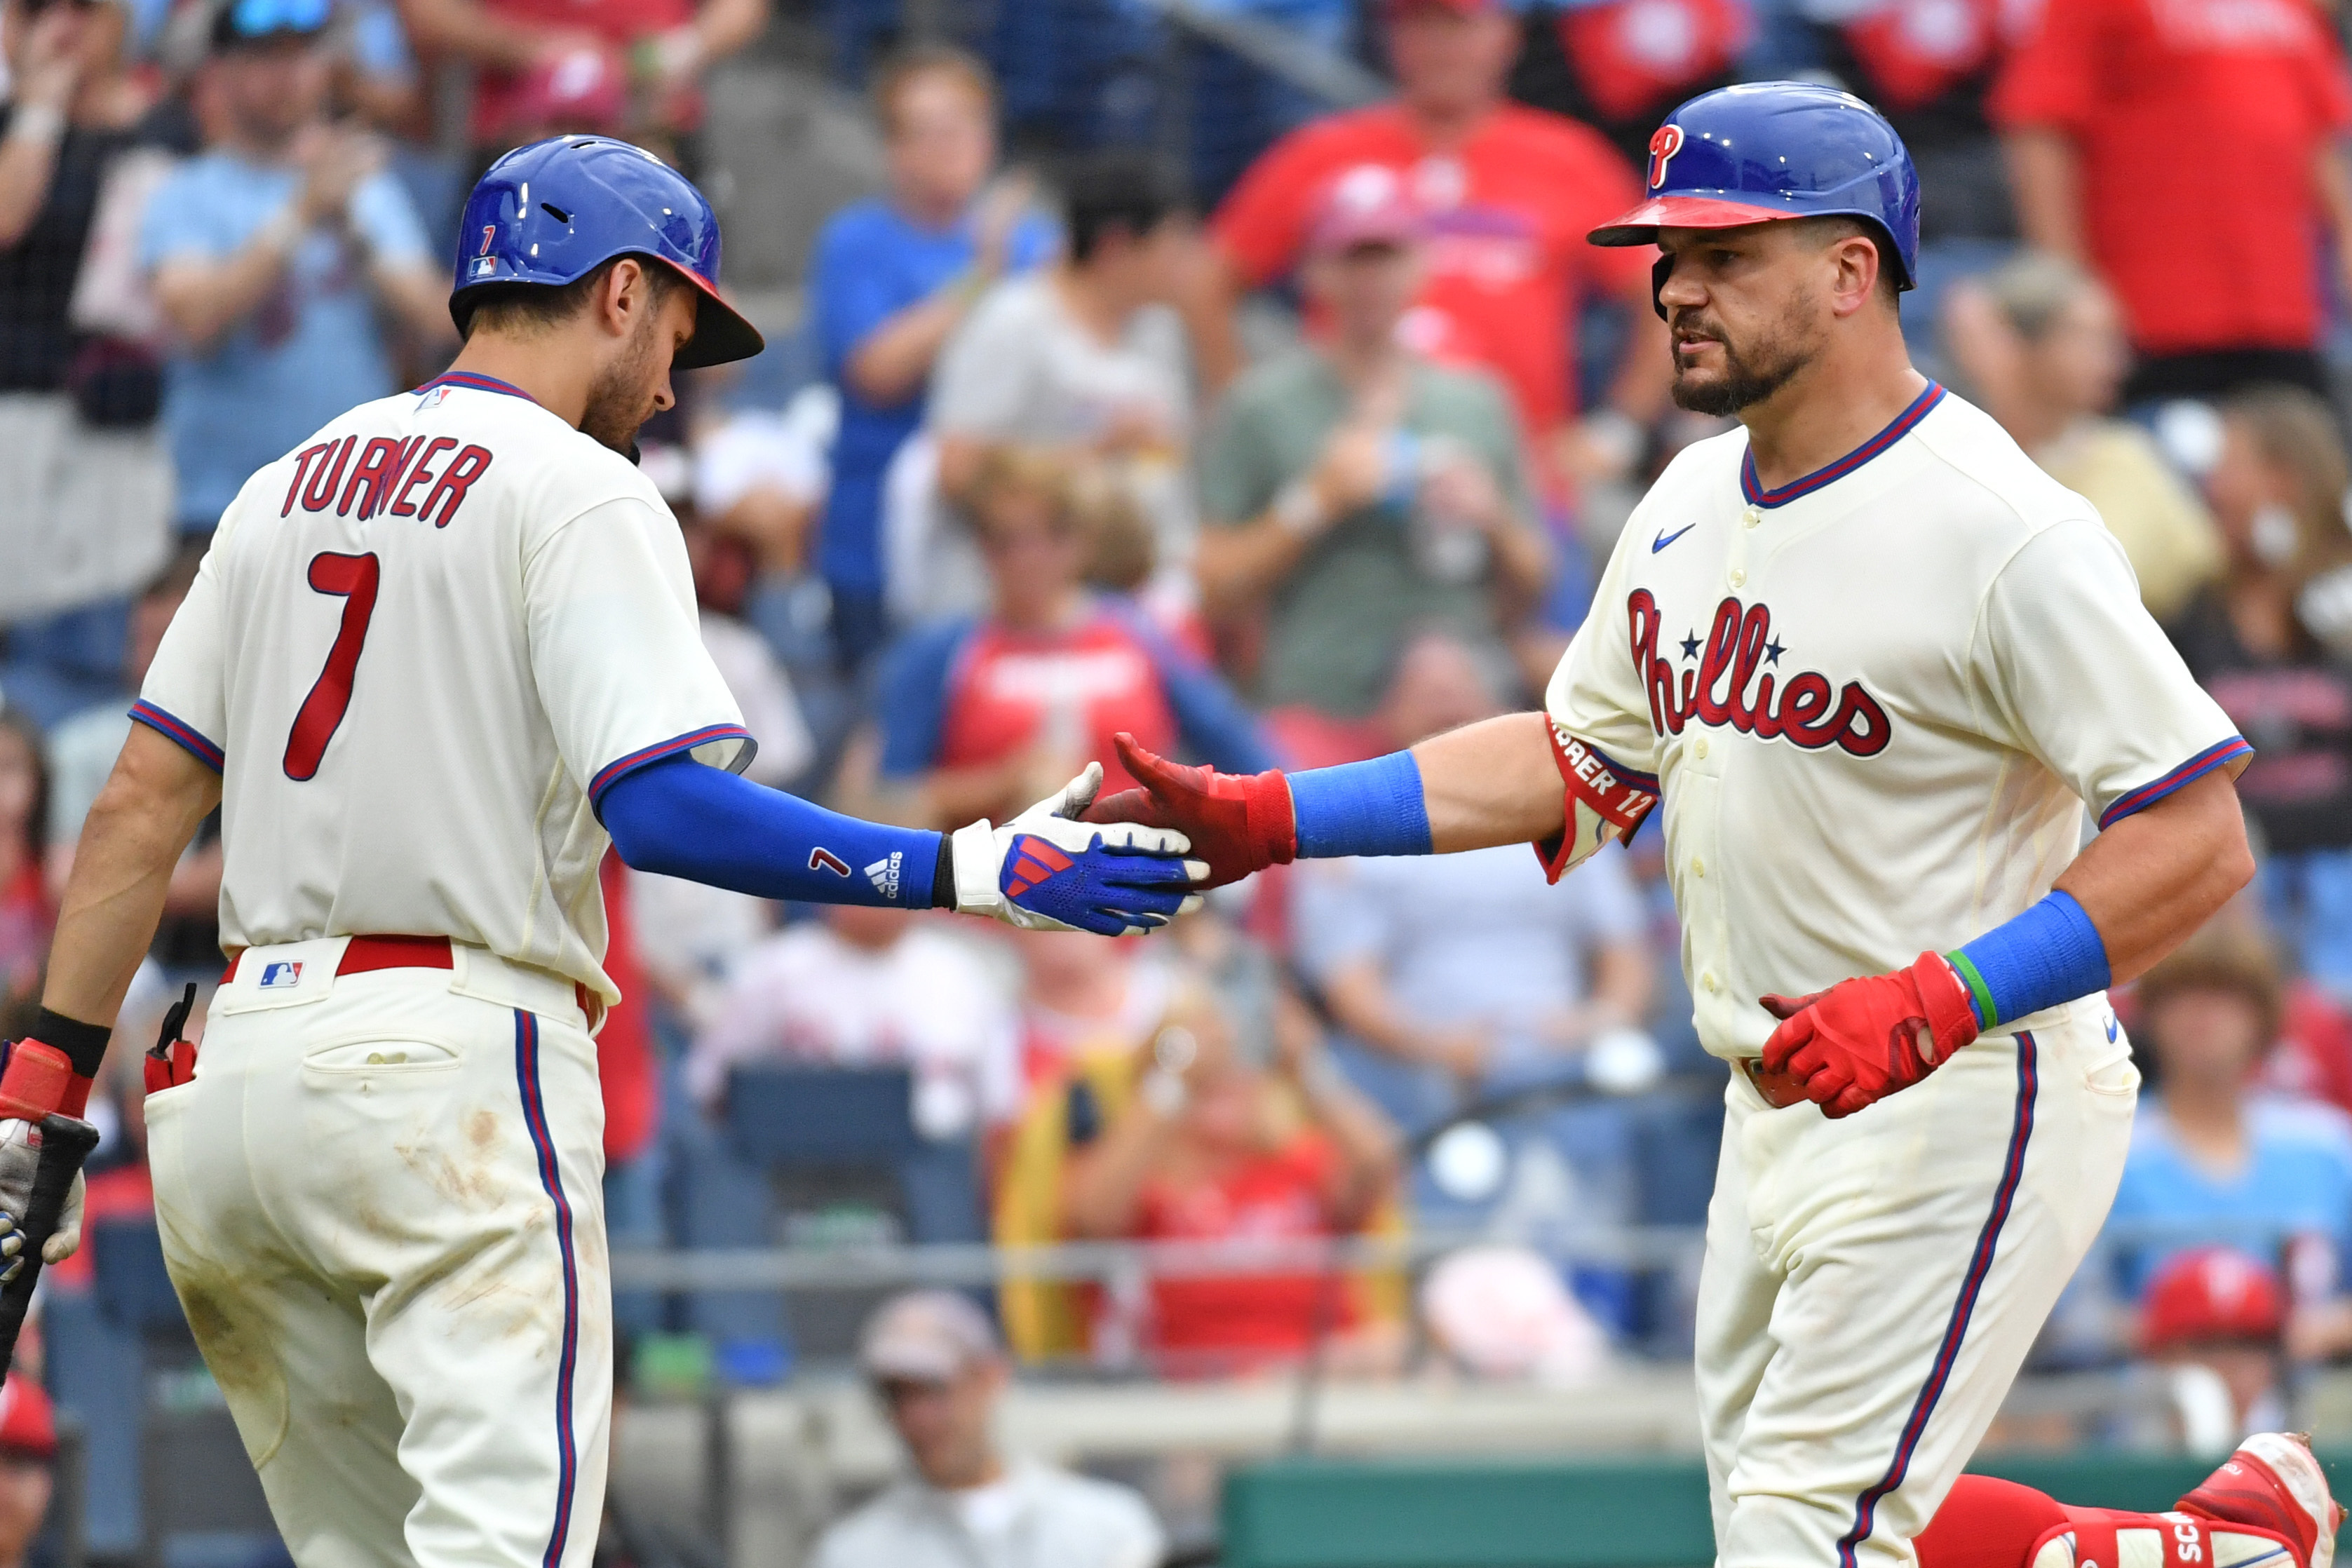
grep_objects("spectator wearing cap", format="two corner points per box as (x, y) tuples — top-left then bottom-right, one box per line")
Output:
(396, 0), (763, 175)
(139, 0), (450, 539)
(2138, 1246), (2289, 1442)
(1989, 0), (2352, 404)
(0, 0), (184, 661)
(2098, 924), (2352, 1366)
(1203, 0), (1670, 506)
(929, 151), (1211, 582)
(0, 1377), (55, 1568)
(809, 44), (1055, 673)
(1941, 252), (2220, 626)
(811, 1290), (1165, 1568)
(863, 446), (1274, 834)
(1196, 176), (1547, 720)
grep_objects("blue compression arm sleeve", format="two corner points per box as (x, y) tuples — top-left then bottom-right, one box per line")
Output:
(602, 755), (946, 908)
(1942, 889), (2112, 1031)
(1289, 750), (1433, 860)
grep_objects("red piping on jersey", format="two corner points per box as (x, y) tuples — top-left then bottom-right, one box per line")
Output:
(2097, 736), (2254, 829)
(1741, 382), (1945, 508)
(417, 371), (539, 405)
(586, 724), (757, 808)
(129, 701), (224, 772)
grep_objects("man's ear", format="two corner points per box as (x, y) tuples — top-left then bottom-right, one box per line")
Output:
(595, 258), (650, 338)
(1827, 235), (1884, 319)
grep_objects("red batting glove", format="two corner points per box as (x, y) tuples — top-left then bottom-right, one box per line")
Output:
(1081, 733), (1295, 890)
(1758, 953), (1980, 1118)
(0, 1037), (93, 1123)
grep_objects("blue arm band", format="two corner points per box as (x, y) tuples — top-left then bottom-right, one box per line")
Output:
(1288, 750), (1433, 860)
(1943, 889), (2112, 1032)
(602, 755), (947, 909)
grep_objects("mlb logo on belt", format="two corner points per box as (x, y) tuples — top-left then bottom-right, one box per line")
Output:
(259, 961), (304, 990)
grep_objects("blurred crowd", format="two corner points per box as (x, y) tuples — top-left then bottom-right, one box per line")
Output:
(7, 0), (2352, 1550)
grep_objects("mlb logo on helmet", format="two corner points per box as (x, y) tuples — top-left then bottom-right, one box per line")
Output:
(1646, 123), (1685, 191)
(259, 961), (304, 990)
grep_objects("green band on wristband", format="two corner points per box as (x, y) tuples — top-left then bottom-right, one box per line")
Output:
(1943, 950), (1997, 1031)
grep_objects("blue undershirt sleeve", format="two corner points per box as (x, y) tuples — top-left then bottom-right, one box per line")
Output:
(602, 754), (945, 908)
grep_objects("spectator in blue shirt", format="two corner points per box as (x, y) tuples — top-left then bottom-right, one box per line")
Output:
(860, 445), (1272, 832)
(2100, 922), (2352, 1363)
(809, 42), (1054, 672)
(140, 0), (451, 535)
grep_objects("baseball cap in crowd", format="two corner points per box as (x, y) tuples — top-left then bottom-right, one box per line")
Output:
(2142, 1246), (2286, 1353)
(210, 0), (330, 50)
(858, 1290), (1001, 1384)
(1306, 165), (1424, 257)
(0, 1379), (57, 1463)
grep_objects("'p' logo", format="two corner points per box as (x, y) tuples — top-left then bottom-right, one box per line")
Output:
(1647, 123), (1686, 191)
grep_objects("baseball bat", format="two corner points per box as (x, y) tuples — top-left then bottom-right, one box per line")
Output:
(0, 1114), (100, 1387)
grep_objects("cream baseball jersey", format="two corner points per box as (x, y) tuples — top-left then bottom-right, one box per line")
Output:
(135, 372), (752, 1001)
(1543, 383), (2248, 1060)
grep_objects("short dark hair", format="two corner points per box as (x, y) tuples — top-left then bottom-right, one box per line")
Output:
(459, 255), (683, 341)
(1059, 152), (1188, 265)
(870, 41), (996, 135)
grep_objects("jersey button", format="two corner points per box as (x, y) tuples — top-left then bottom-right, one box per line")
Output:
(1729, 567), (1748, 589)
(1701, 972), (1719, 992)
(1743, 506), (1762, 529)
(1691, 856), (1706, 878)
(1694, 736), (1710, 760)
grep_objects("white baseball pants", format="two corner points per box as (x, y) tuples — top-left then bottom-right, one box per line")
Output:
(143, 940), (611, 1568)
(1698, 1010), (2139, 1567)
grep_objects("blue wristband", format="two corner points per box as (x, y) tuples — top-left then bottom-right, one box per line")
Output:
(1288, 751), (1433, 860)
(1944, 889), (2111, 1031)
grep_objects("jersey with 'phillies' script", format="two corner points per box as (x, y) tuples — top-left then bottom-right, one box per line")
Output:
(1544, 384), (2245, 1060)
(136, 372), (751, 1002)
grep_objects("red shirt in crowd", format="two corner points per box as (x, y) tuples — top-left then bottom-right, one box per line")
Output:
(597, 852), (659, 1167)
(1212, 103), (1652, 448)
(1989, 0), (2352, 356)
(935, 620), (1182, 797)
(468, 0), (698, 144)
(1132, 1135), (1357, 1371)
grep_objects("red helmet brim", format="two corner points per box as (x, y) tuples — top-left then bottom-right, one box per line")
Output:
(1588, 196), (1806, 248)
(667, 264), (765, 370)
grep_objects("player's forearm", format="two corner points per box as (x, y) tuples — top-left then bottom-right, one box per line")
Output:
(1414, 712), (1569, 853)
(2054, 767), (2254, 984)
(43, 726), (222, 1028)
(1060, 1104), (1175, 1238)
(601, 756), (951, 910)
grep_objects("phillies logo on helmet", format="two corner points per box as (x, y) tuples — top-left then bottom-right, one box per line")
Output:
(1646, 123), (1686, 191)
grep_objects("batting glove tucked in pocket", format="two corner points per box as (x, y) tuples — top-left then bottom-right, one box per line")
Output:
(951, 764), (1207, 937)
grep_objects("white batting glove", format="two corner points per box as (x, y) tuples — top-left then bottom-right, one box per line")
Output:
(0, 1118), (84, 1279)
(950, 764), (1207, 936)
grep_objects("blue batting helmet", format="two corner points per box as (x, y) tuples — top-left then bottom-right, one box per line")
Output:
(1588, 81), (1921, 291)
(450, 135), (764, 370)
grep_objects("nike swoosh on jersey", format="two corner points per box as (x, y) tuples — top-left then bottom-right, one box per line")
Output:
(1652, 523), (1697, 553)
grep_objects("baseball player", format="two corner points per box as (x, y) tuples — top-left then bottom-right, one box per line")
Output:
(0, 135), (1201, 1568)
(1087, 83), (2339, 1567)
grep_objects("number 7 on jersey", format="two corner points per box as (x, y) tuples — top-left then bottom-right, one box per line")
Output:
(283, 552), (381, 781)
